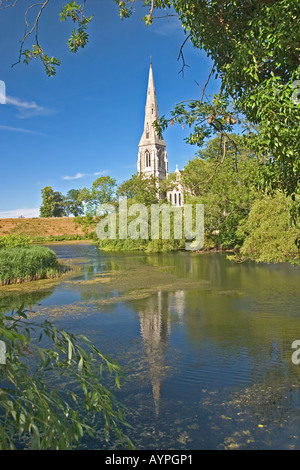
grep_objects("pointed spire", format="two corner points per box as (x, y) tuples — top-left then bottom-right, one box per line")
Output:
(139, 61), (166, 147)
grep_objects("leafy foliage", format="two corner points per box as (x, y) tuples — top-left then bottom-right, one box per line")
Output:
(64, 189), (85, 217)
(17, 1), (93, 76)
(40, 186), (65, 218)
(235, 192), (300, 263)
(117, 173), (161, 206)
(182, 135), (258, 248)
(0, 235), (32, 248)
(60, 1), (93, 54)
(74, 212), (100, 236)
(97, 198), (187, 253)
(83, 176), (117, 215)
(0, 308), (133, 449)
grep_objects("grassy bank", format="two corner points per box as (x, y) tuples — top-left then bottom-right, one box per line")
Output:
(0, 246), (66, 285)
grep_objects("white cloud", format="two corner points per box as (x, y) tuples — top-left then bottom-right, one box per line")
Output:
(62, 171), (108, 181)
(0, 124), (46, 135)
(63, 172), (86, 181)
(5, 95), (54, 119)
(0, 207), (40, 218)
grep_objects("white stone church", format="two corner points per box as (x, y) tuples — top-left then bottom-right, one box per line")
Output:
(137, 62), (184, 206)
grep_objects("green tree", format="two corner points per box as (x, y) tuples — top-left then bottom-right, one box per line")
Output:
(64, 189), (84, 217)
(117, 173), (160, 206)
(182, 135), (259, 248)
(52, 191), (65, 217)
(40, 186), (54, 218)
(40, 186), (65, 218)
(83, 176), (117, 215)
(235, 192), (300, 263)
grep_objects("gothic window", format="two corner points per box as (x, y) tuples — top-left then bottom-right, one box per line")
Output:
(146, 123), (149, 139)
(179, 193), (181, 206)
(158, 150), (163, 168)
(169, 194), (172, 204)
(174, 193), (177, 205)
(145, 151), (151, 168)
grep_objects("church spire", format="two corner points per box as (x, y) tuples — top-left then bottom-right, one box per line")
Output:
(139, 61), (166, 148)
(137, 61), (168, 183)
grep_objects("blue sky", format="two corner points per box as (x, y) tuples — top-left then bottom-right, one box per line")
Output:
(0, 0), (219, 217)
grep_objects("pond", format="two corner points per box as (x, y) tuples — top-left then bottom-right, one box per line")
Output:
(1, 242), (300, 450)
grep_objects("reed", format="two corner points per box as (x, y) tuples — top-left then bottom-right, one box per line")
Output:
(0, 246), (65, 285)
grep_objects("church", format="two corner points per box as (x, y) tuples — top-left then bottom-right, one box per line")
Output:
(137, 61), (184, 207)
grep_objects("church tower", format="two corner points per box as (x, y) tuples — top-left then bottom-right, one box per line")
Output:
(137, 61), (168, 183)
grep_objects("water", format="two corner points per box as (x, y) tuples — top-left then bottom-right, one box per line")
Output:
(1, 242), (300, 450)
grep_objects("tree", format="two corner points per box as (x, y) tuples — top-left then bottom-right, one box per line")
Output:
(83, 176), (117, 215)
(182, 135), (259, 248)
(40, 186), (54, 218)
(52, 191), (65, 217)
(40, 186), (65, 218)
(64, 189), (84, 217)
(235, 192), (300, 263)
(117, 173), (160, 206)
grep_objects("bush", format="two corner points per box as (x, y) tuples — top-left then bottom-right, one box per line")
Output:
(0, 235), (32, 248)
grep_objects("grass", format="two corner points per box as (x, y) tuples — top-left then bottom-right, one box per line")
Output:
(0, 246), (66, 285)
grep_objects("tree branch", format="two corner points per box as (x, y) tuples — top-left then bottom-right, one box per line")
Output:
(177, 34), (191, 76)
(0, 0), (19, 9)
(200, 66), (214, 103)
(11, 0), (50, 69)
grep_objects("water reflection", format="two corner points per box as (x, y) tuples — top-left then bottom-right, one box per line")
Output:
(138, 289), (189, 415)
(2, 244), (300, 449)
(0, 282), (56, 314)
(139, 290), (170, 416)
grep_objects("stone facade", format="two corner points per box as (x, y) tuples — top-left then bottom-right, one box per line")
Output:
(166, 165), (184, 207)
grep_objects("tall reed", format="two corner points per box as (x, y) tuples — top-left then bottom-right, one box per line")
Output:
(0, 246), (64, 285)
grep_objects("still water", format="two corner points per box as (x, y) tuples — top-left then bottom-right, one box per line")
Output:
(1, 242), (300, 450)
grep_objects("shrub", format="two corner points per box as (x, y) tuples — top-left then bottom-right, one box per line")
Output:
(0, 235), (32, 248)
